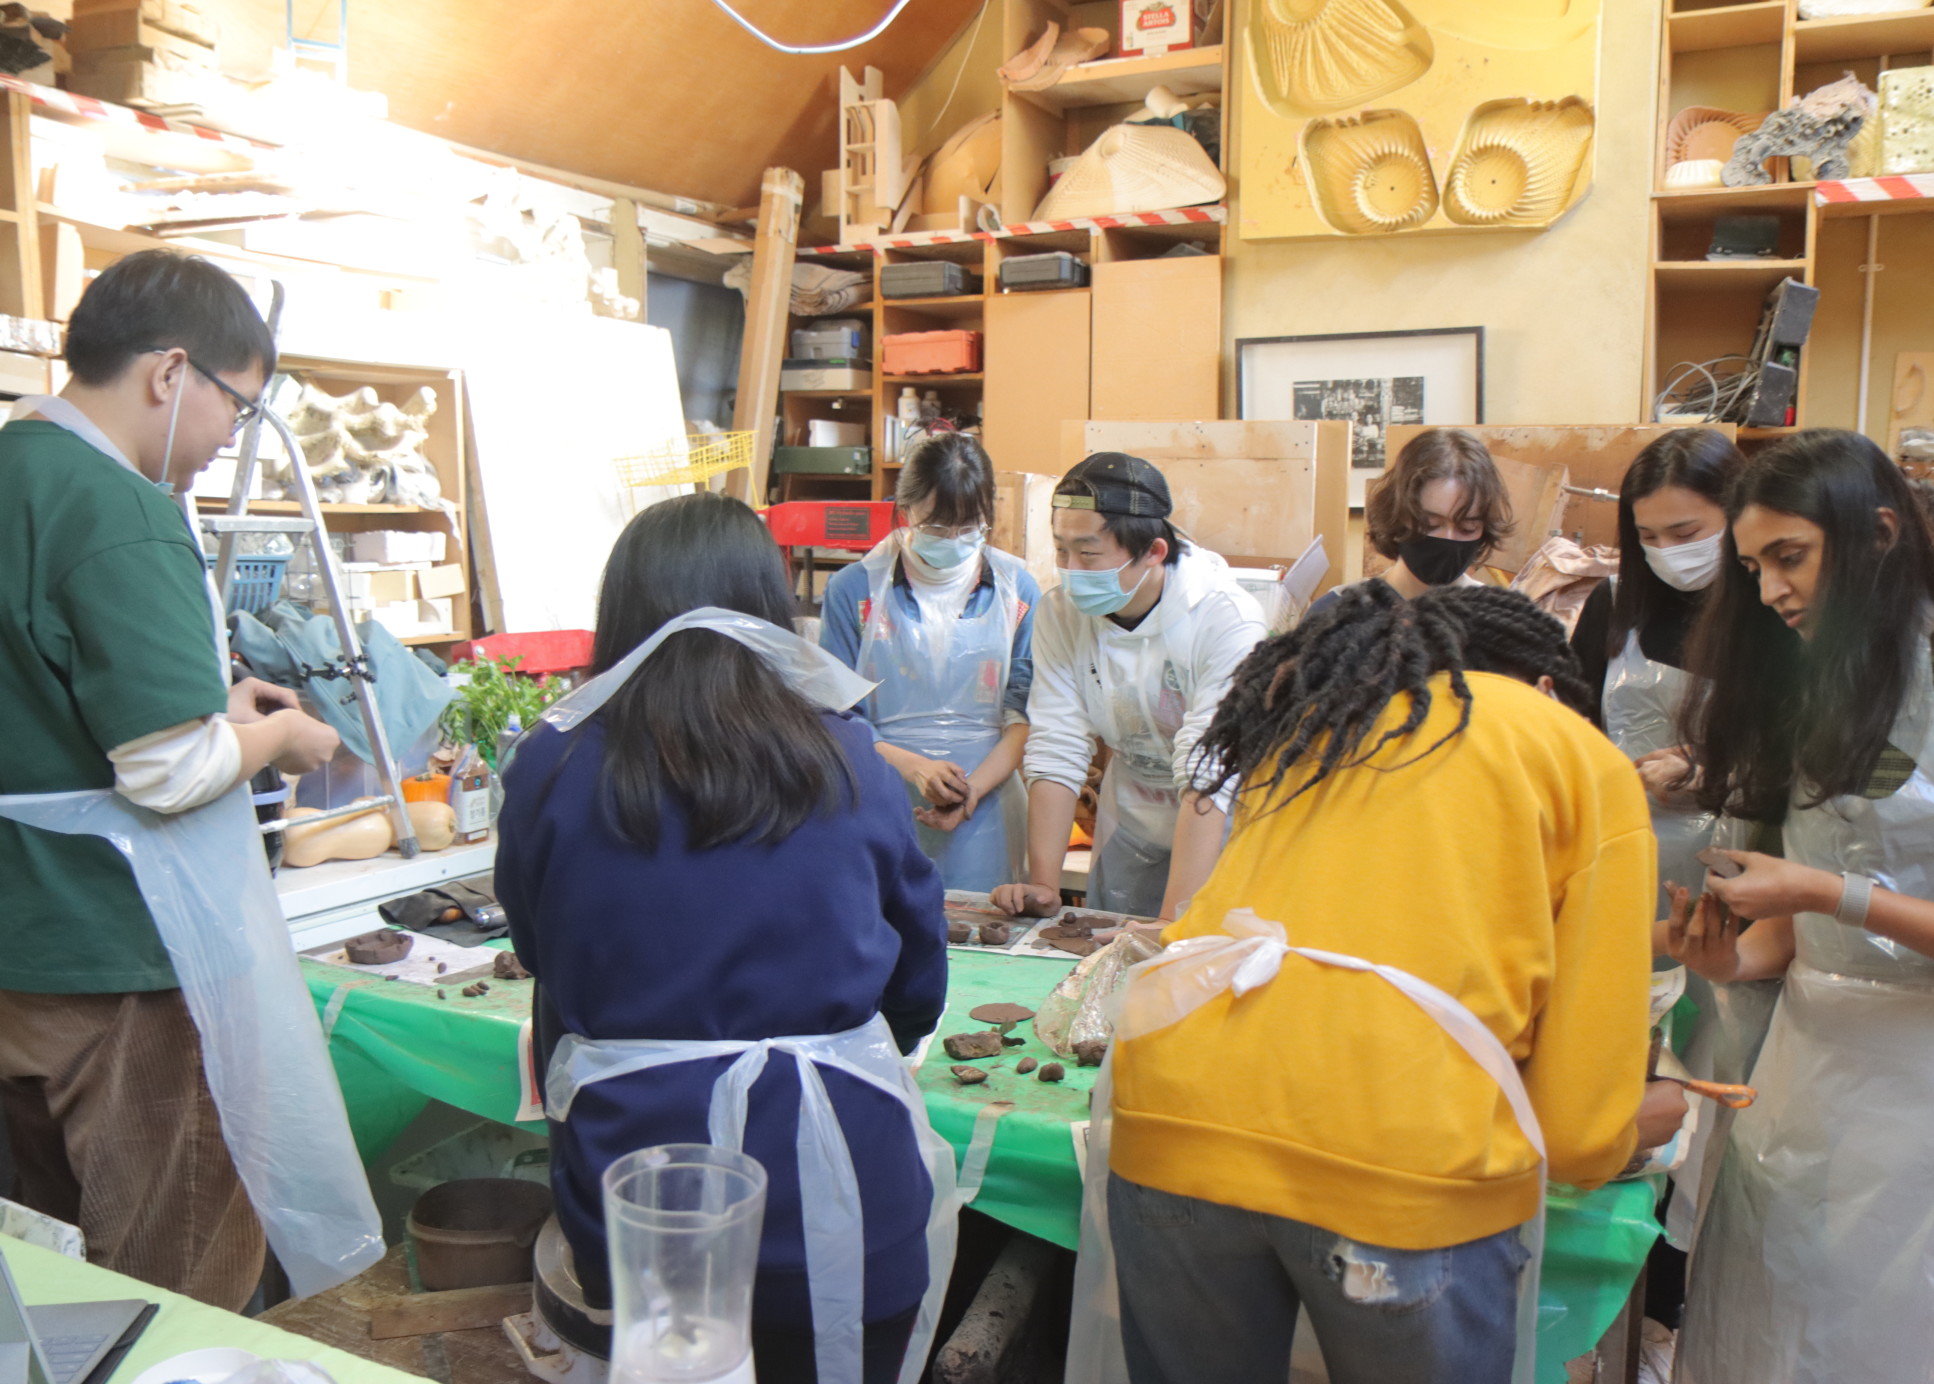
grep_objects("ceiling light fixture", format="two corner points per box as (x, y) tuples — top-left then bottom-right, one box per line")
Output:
(703, 0), (915, 54)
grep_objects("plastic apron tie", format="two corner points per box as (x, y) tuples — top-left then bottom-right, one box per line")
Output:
(546, 1014), (958, 1384)
(1066, 908), (1548, 1384)
(957, 1101), (1016, 1206)
(1601, 624), (1717, 914)
(0, 788), (385, 1297)
(541, 606), (876, 732)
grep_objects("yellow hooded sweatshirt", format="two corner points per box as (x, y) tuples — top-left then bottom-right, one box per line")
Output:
(1110, 671), (1655, 1250)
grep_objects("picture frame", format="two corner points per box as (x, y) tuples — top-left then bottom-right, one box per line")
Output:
(1236, 328), (1485, 507)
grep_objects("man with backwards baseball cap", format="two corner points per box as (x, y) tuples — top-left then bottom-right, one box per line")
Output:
(991, 453), (1267, 923)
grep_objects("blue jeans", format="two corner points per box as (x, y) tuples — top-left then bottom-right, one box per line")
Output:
(1109, 1174), (1531, 1384)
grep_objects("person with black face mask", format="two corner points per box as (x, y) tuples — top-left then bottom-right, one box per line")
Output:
(1307, 428), (1514, 619)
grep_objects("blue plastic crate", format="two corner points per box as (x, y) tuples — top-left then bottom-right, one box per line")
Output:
(205, 553), (291, 615)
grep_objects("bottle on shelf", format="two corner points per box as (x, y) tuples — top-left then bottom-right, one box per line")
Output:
(897, 387), (921, 426)
(920, 390), (941, 424)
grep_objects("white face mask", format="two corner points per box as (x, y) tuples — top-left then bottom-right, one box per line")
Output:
(1642, 531), (1724, 592)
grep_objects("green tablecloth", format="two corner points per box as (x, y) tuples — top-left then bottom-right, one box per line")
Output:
(303, 949), (1659, 1380)
(0, 1235), (420, 1384)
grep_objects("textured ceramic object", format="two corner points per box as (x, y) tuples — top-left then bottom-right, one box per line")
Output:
(1666, 106), (1765, 166)
(1664, 159), (1725, 189)
(1725, 75), (1875, 185)
(1033, 124), (1226, 220)
(1300, 108), (1439, 233)
(1442, 96), (1595, 226)
(270, 380), (441, 507)
(1247, 0), (1434, 120)
(1881, 66), (1934, 176)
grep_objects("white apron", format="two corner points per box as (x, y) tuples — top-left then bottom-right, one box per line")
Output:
(546, 1015), (963, 1384)
(1086, 660), (1190, 919)
(1600, 626), (1779, 1246)
(856, 538), (1026, 892)
(1065, 909), (1547, 1384)
(1677, 646), (1934, 1384)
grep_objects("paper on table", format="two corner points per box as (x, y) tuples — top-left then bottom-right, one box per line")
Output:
(315, 933), (503, 986)
(1283, 535), (1330, 610)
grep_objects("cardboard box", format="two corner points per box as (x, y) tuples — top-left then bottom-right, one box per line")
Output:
(71, 0), (219, 49)
(417, 564), (466, 601)
(65, 16), (214, 61)
(779, 365), (872, 392)
(349, 530), (446, 564)
(1120, 0), (1198, 57)
(366, 568), (416, 604)
(370, 599), (453, 640)
(70, 46), (222, 107)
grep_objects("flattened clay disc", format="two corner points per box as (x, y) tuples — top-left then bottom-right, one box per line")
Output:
(1049, 936), (1100, 957)
(970, 1002), (1037, 1026)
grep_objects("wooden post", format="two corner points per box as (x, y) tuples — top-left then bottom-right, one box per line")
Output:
(611, 198), (647, 322)
(726, 167), (803, 505)
(0, 91), (42, 321)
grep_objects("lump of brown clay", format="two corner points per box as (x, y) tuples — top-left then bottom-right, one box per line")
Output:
(943, 1031), (1005, 1061)
(970, 1002), (1037, 1027)
(344, 928), (412, 965)
(1074, 1039), (1108, 1067)
(493, 951), (530, 980)
(1049, 936), (1100, 957)
(947, 920), (973, 944)
(1016, 1057), (1039, 1075)
(1038, 1062), (1066, 1083)
(951, 1066), (989, 1085)
(1001, 1034), (1026, 1047)
(978, 921), (1012, 946)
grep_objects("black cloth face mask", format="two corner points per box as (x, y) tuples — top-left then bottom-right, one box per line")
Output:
(1397, 535), (1484, 587)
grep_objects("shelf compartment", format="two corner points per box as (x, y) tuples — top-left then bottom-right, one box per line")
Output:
(878, 294), (987, 320)
(1024, 46), (1224, 113)
(1669, 1), (1788, 53)
(1654, 182), (1818, 217)
(1653, 259), (1810, 294)
(1793, 9), (1934, 62)
(881, 372), (984, 384)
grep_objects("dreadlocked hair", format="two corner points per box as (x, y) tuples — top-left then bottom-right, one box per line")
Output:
(1194, 583), (1590, 816)
(1415, 585), (1596, 718)
(1193, 580), (1473, 814)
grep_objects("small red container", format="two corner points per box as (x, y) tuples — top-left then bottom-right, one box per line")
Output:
(881, 330), (982, 375)
(763, 501), (898, 551)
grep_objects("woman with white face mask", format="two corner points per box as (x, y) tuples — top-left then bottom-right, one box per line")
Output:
(820, 434), (1041, 891)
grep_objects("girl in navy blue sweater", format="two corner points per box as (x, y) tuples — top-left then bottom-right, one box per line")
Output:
(497, 493), (950, 1384)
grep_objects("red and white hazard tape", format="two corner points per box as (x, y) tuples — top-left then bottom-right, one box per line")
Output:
(0, 74), (276, 154)
(804, 204), (1223, 255)
(1815, 175), (1934, 208)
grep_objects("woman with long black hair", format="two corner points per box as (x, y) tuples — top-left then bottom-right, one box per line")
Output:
(496, 492), (952, 1384)
(1671, 430), (1934, 1383)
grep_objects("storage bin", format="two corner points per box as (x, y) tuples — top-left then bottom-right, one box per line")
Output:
(791, 321), (866, 359)
(763, 501), (897, 550)
(1001, 251), (1091, 292)
(774, 446), (872, 476)
(880, 261), (974, 298)
(882, 330), (982, 375)
(780, 364), (872, 392)
(205, 553), (290, 615)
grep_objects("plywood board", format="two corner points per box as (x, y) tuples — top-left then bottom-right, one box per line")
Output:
(1890, 352), (1934, 458)
(1490, 454), (1571, 577)
(985, 288), (1092, 475)
(1091, 255), (1221, 422)
(992, 469), (1057, 595)
(1382, 424), (1739, 551)
(1064, 420), (1352, 590)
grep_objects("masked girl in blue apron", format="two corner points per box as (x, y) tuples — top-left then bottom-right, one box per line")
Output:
(1669, 432), (1934, 1384)
(1568, 429), (1775, 1263)
(497, 493), (956, 1384)
(1072, 584), (1682, 1384)
(819, 434), (1039, 893)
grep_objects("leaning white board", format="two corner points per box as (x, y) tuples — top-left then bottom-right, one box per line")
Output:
(463, 313), (688, 632)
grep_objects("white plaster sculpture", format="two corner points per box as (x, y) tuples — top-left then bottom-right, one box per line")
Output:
(262, 381), (442, 508)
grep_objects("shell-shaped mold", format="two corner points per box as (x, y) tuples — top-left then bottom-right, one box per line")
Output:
(1442, 96), (1595, 227)
(1247, 0), (1434, 121)
(1299, 108), (1439, 234)
(1666, 106), (1764, 166)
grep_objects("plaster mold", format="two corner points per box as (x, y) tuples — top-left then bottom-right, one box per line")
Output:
(1299, 108), (1439, 234)
(1247, 0), (1434, 120)
(1442, 96), (1595, 226)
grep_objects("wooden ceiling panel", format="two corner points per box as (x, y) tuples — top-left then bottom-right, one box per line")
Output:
(259, 0), (982, 206)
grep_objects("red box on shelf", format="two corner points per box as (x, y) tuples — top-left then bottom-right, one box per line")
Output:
(763, 501), (898, 551)
(881, 330), (982, 375)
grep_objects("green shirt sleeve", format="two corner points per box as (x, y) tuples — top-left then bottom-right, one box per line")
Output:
(51, 537), (228, 751)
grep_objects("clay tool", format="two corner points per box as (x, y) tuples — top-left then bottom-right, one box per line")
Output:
(1654, 1074), (1757, 1109)
(256, 794), (396, 835)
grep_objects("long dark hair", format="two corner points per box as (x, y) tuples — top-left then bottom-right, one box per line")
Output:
(1194, 582), (1585, 813)
(1681, 430), (1934, 821)
(1608, 428), (1743, 656)
(587, 492), (854, 850)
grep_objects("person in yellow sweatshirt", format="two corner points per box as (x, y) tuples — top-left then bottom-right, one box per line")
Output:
(1103, 583), (1682, 1384)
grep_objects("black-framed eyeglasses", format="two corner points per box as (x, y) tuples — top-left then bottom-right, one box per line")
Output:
(142, 346), (262, 431)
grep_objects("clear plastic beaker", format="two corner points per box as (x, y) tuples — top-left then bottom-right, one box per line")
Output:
(604, 1144), (768, 1384)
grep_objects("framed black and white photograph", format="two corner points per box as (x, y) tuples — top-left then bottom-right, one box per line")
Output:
(1237, 328), (1485, 507)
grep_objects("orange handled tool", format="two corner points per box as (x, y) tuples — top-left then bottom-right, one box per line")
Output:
(1657, 1075), (1757, 1109)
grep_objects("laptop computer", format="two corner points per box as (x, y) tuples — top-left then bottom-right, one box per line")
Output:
(0, 1250), (153, 1384)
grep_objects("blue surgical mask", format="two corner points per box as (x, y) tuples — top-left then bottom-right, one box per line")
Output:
(1060, 558), (1149, 617)
(909, 528), (984, 570)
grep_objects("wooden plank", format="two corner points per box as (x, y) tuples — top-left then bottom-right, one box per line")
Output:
(610, 198), (647, 323)
(985, 288), (1091, 475)
(368, 1283), (533, 1340)
(40, 220), (83, 322)
(991, 468), (1057, 594)
(2, 92), (40, 321)
(1063, 420), (1343, 570)
(727, 167), (804, 505)
(1890, 351), (1934, 458)
(1025, 46), (1225, 112)
(1090, 254), (1220, 422)
(1489, 454), (1572, 577)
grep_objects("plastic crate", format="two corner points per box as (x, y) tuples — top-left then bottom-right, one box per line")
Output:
(881, 330), (982, 375)
(762, 501), (897, 551)
(205, 553), (290, 616)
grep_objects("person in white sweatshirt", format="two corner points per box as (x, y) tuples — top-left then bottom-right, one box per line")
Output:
(991, 452), (1266, 923)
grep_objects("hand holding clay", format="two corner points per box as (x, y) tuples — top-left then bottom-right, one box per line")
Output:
(991, 882), (1060, 917)
(915, 778), (985, 832)
(905, 755), (971, 808)
(1634, 747), (1699, 807)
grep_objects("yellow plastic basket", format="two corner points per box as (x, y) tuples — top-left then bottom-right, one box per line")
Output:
(615, 431), (755, 490)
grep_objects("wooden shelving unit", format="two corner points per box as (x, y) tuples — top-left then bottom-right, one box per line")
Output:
(1020, 45), (1225, 113)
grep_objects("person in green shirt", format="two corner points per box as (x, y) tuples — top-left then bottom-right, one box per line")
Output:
(0, 250), (339, 1309)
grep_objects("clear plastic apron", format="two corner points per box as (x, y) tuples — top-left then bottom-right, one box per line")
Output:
(546, 1015), (962, 1384)
(1066, 909), (1547, 1384)
(1086, 639), (1189, 919)
(1678, 646), (1934, 1384)
(856, 537), (1025, 892)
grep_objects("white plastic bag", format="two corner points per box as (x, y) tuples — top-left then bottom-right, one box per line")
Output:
(1032, 932), (1163, 1058)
